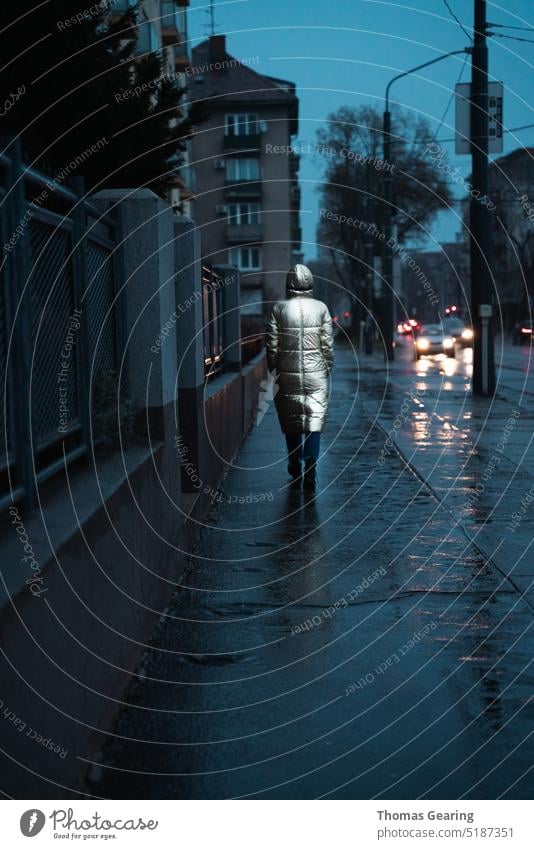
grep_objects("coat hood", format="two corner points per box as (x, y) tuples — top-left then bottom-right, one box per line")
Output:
(286, 264), (314, 296)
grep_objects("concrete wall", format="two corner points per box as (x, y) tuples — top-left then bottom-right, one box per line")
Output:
(203, 350), (267, 496)
(242, 351), (267, 434)
(0, 441), (187, 797)
(0, 190), (266, 797)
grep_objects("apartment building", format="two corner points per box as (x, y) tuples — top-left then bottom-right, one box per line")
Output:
(112, 0), (189, 71)
(488, 147), (534, 323)
(190, 35), (301, 313)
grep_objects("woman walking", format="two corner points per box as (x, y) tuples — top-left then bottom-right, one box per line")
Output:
(266, 264), (334, 490)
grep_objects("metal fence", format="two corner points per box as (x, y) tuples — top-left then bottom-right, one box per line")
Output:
(0, 139), (122, 511)
(241, 315), (264, 366)
(202, 263), (224, 378)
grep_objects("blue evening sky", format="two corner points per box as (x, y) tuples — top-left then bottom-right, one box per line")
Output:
(188, 0), (534, 259)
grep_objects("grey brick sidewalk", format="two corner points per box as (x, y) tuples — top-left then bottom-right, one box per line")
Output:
(92, 347), (534, 800)
(358, 341), (534, 611)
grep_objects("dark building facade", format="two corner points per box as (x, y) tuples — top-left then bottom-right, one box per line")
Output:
(488, 147), (534, 326)
(190, 35), (300, 313)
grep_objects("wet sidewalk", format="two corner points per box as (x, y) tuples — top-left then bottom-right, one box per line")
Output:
(358, 340), (534, 611)
(92, 347), (534, 799)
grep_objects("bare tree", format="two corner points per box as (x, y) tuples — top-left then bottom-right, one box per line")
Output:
(315, 105), (452, 333)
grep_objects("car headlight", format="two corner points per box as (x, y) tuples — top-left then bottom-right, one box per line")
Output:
(461, 328), (473, 340)
(443, 336), (454, 348)
(417, 338), (429, 350)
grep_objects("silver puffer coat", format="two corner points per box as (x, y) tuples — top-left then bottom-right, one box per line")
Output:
(266, 265), (334, 434)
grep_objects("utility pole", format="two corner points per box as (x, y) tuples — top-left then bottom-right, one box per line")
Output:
(470, 0), (495, 395)
(365, 161), (374, 354)
(382, 109), (395, 361)
(382, 49), (468, 364)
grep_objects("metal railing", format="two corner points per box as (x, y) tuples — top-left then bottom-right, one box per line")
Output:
(0, 139), (122, 511)
(202, 264), (224, 378)
(241, 316), (264, 366)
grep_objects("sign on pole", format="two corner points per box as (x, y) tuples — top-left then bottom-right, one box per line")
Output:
(455, 81), (503, 154)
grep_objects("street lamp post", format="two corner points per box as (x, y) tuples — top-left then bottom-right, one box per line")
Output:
(382, 49), (470, 362)
(470, 0), (495, 396)
(365, 161), (374, 354)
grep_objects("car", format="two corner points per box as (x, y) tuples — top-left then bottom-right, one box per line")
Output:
(443, 317), (473, 349)
(512, 319), (533, 345)
(397, 318), (421, 336)
(414, 324), (455, 360)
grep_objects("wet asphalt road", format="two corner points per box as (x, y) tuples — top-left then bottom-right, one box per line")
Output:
(93, 343), (534, 799)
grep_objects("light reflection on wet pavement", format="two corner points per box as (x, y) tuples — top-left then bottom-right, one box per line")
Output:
(94, 341), (534, 799)
(361, 339), (534, 608)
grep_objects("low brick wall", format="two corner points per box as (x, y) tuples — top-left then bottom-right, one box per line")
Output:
(0, 355), (266, 797)
(242, 350), (268, 434)
(204, 375), (244, 490)
(203, 351), (267, 494)
(0, 415), (189, 797)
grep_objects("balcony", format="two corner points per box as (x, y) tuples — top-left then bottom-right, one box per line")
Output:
(224, 180), (262, 199)
(108, 0), (136, 13)
(226, 223), (263, 244)
(174, 42), (190, 71)
(223, 134), (261, 152)
(135, 18), (160, 55)
(161, 1), (181, 45)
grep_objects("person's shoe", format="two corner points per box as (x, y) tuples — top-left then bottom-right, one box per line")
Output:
(288, 458), (302, 481)
(303, 459), (317, 490)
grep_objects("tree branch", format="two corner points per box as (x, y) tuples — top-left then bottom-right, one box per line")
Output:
(328, 247), (351, 291)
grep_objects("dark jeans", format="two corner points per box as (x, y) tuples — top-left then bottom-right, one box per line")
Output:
(285, 432), (321, 463)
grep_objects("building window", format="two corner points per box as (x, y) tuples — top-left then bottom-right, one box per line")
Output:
(229, 247), (262, 271)
(226, 158), (260, 181)
(228, 203), (261, 225)
(225, 113), (259, 136)
(161, 1), (179, 29)
(178, 9), (188, 38)
(136, 17), (160, 53)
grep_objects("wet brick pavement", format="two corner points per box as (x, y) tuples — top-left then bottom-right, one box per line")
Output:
(91, 345), (534, 799)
